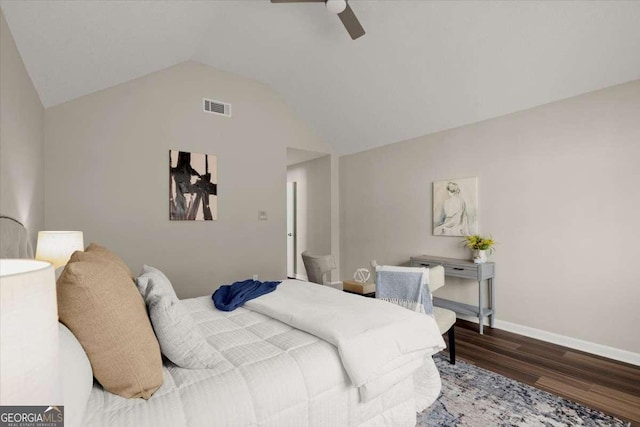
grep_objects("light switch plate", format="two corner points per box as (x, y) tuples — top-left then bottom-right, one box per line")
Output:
(258, 211), (268, 220)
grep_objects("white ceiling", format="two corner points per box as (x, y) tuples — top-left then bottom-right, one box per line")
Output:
(2, 1), (640, 155)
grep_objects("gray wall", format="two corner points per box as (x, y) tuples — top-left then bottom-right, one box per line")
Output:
(287, 155), (332, 279)
(0, 10), (44, 248)
(44, 61), (332, 298)
(340, 80), (640, 354)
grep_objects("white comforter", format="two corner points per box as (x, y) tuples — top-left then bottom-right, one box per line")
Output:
(246, 280), (445, 402)
(83, 292), (442, 427)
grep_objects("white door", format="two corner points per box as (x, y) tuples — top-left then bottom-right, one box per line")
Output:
(286, 182), (297, 278)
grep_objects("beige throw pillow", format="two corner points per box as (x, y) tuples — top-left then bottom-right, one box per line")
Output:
(57, 251), (163, 399)
(85, 243), (135, 279)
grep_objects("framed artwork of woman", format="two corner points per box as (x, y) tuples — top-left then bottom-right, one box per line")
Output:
(433, 177), (478, 236)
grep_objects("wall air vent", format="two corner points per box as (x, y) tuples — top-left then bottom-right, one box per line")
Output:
(203, 98), (231, 117)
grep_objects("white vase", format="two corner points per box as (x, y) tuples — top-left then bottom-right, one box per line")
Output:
(473, 250), (487, 264)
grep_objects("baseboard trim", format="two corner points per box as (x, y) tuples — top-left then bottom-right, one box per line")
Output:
(456, 314), (640, 367)
(294, 273), (308, 281)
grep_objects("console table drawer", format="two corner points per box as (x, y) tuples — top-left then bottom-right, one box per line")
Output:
(444, 265), (478, 279)
(412, 260), (438, 268)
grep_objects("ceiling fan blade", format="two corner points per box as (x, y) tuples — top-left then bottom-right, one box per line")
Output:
(338, 3), (365, 40)
(271, 0), (324, 3)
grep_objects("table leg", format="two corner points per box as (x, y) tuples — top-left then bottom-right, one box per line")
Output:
(489, 277), (495, 328)
(478, 280), (484, 334)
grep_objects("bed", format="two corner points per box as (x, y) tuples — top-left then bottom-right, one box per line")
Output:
(83, 295), (442, 427)
(0, 216), (443, 427)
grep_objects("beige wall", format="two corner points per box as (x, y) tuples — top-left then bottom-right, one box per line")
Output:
(340, 80), (640, 354)
(44, 61), (332, 298)
(0, 10), (44, 247)
(287, 155), (332, 279)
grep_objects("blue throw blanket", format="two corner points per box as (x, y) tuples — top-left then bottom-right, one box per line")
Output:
(376, 269), (433, 315)
(212, 279), (281, 312)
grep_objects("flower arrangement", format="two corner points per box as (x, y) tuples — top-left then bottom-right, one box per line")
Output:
(463, 235), (495, 254)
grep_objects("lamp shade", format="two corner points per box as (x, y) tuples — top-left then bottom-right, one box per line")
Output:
(0, 259), (61, 406)
(35, 231), (84, 269)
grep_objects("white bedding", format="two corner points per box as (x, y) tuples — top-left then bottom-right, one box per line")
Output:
(246, 280), (445, 402)
(83, 295), (442, 427)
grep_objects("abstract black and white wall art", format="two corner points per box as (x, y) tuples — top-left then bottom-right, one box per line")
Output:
(433, 177), (477, 236)
(170, 150), (218, 221)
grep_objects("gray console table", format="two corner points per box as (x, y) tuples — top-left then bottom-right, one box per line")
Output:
(410, 255), (495, 334)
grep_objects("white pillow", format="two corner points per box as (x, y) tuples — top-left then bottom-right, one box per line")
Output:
(59, 323), (93, 427)
(136, 265), (221, 369)
(136, 264), (177, 300)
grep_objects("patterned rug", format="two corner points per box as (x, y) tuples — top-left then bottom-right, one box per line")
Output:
(418, 354), (630, 427)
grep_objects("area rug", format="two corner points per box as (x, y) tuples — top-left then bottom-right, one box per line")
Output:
(418, 354), (630, 427)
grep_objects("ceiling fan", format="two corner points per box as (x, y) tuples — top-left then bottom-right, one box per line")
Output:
(271, 0), (365, 40)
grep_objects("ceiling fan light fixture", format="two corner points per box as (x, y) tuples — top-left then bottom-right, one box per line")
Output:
(326, 0), (347, 15)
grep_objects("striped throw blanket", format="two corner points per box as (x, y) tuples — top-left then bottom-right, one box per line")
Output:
(375, 265), (433, 314)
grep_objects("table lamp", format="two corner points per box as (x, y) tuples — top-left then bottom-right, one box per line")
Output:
(0, 259), (62, 406)
(35, 231), (84, 269)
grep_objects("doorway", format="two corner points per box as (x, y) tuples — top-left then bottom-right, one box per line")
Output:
(286, 148), (332, 281)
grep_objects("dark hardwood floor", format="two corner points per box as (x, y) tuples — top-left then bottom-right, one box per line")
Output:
(444, 320), (640, 426)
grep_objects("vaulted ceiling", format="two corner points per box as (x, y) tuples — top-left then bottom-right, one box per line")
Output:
(2, 1), (640, 154)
